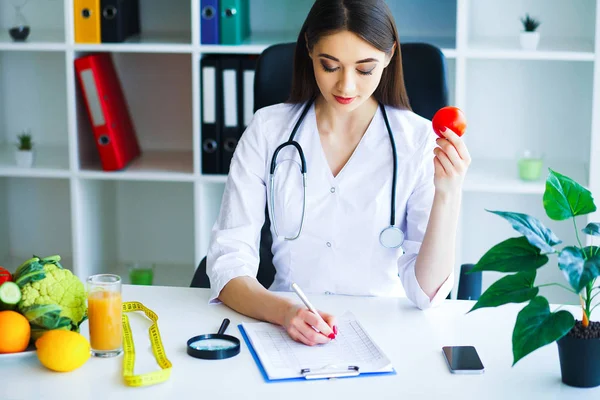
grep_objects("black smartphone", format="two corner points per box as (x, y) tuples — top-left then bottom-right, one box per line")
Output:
(442, 346), (485, 374)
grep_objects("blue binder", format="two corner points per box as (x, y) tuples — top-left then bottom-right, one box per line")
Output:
(201, 0), (220, 44)
(238, 324), (397, 383)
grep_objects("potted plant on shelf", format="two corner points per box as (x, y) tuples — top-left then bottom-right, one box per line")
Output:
(15, 130), (34, 167)
(520, 13), (541, 50)
(468, 169), (600, 388)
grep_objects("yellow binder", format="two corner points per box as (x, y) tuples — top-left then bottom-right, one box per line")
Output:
(74, 0), (100, 43)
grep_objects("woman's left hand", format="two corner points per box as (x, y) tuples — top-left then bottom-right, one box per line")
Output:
(433, 127), (471, 194)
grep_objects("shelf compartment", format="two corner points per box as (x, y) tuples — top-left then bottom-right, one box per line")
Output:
(202, 0), (313, 52)
(201, 0), (457, 54)
(200, 31), (300, 54)
(201, 32), (457, 58)
(464, 158), (589, 194)
(0, 1), (65, 50)
(466, 37), (594, 61)
(445, 58), (456, 105)
(75, 52), (193, 177)
(198, 182), (226, 257)
(464, 59), (593, 180)
(467, 0), (596, 57)
(73, 0), (191, 50)
(73, 35), (193, 54)
(0, 51), (69, 174)
(75, 179), (195, 286)
(79, 150), (194, 182)
(389, 0), (457, 51)
(0, 29), (66, 51)
(0, 177), (73, 275)
(200, 175), (228, 184)
(0, 143), (70, 177)
(460, 192), (586, 306)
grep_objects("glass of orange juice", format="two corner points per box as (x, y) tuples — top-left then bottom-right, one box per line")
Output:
(87, 274), (123, 357)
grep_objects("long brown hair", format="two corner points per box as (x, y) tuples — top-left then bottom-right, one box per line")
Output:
(287, 0), (411, 110)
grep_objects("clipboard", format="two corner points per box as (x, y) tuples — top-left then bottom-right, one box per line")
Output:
(237, 312), (397, 382)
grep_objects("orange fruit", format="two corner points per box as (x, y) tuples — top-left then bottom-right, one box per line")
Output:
(35, 330), (91, 372)
(0, 310), (31, 353)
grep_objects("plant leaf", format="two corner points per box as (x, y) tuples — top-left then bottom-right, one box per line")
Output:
(582, 223), (600, 237)
(584, 246), (600, 259)
(557, 247), (584, 292)
(20, 304), (67, 329)
(14, 260), (46, 288)
(486, 210), (561, 253)
(558, 247), (600, 293)
(13, 256), (40, 281)
(469, 270), (539, 312)
(470, 237), (549, 273)
(543, 169), (597, 221)
(512, 296), (574, 366)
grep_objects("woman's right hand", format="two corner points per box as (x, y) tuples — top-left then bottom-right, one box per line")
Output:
(282, 304), (338, 346)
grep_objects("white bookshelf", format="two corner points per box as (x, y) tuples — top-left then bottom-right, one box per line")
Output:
(0, 0), (598, 304)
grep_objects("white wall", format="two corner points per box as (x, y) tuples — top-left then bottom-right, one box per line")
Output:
(464, 60), (593, 168)
(6, 177), (72, 268)
(114, 181), (194, 265)
(0, 0), (64, 33)
(0, 179), (8, 264)
(462, 192), (586, 305)
(0, 51), (68, 147)
(469, 0), (596, 44)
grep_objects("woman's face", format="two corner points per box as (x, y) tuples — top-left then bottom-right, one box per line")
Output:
(308, 30), (393, 113)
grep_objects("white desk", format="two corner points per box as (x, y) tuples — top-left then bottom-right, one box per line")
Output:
(1, 285), (597, 399)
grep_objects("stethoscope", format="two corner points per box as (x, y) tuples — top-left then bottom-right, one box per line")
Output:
(268, 97), (405, 250)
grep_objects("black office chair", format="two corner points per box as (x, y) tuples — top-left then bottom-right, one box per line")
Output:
(447, 264), (482, 301)
(191, 42), (449, 290)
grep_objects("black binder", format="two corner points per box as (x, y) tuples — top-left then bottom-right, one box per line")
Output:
(100, 0), (141, 43)
(219, 55), (258, 175)
(201, 55), (222, 174)
(240, 55), (258, 131)
(219, 56), (242, 175)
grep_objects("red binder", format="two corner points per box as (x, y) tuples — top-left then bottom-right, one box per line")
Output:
(74, 53), (141, 171)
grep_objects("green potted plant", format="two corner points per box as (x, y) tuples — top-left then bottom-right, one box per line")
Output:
(520, 13), (541, 50)
(15, 129), (34, 167)
(468, 169), (600, 388)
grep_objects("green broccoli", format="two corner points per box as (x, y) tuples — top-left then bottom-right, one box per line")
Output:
(13, 255), (87, 341)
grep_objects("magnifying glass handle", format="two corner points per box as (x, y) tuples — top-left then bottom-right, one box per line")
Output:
(218, 318), (230, 335)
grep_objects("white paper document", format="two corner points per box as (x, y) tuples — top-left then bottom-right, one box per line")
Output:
(240, 312), (393, 380)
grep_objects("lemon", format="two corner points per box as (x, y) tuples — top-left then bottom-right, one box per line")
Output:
(35, 330), (91, 372)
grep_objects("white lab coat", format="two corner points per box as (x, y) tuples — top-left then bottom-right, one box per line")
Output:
(206, 101), (454, 309)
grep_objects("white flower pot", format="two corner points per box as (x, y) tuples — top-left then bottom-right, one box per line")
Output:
(520, 31), (540, 50)
(15, 150), (34, 168)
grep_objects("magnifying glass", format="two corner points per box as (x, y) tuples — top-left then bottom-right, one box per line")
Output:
(186, 318), (241, 360)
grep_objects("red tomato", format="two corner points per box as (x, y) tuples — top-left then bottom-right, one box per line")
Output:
(432, 106), (467, 138)
(0, 267), (11, 285)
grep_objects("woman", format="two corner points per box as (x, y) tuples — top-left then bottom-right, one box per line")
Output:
(206, 0), (471, 346)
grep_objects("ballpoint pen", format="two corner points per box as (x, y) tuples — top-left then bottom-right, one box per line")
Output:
(291, 282), (336, 339)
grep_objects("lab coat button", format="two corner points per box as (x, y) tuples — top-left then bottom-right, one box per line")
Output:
(326, 242), (332, 247)
(330, 187), (335, 193)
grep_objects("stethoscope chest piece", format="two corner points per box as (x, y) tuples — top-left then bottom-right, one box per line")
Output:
(379, 226), (405, 250)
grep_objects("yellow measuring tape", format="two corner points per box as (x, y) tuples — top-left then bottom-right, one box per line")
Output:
(121, 301), (172, 387)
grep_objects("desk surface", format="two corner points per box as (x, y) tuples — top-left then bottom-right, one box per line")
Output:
(1, 285), (597, 399)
